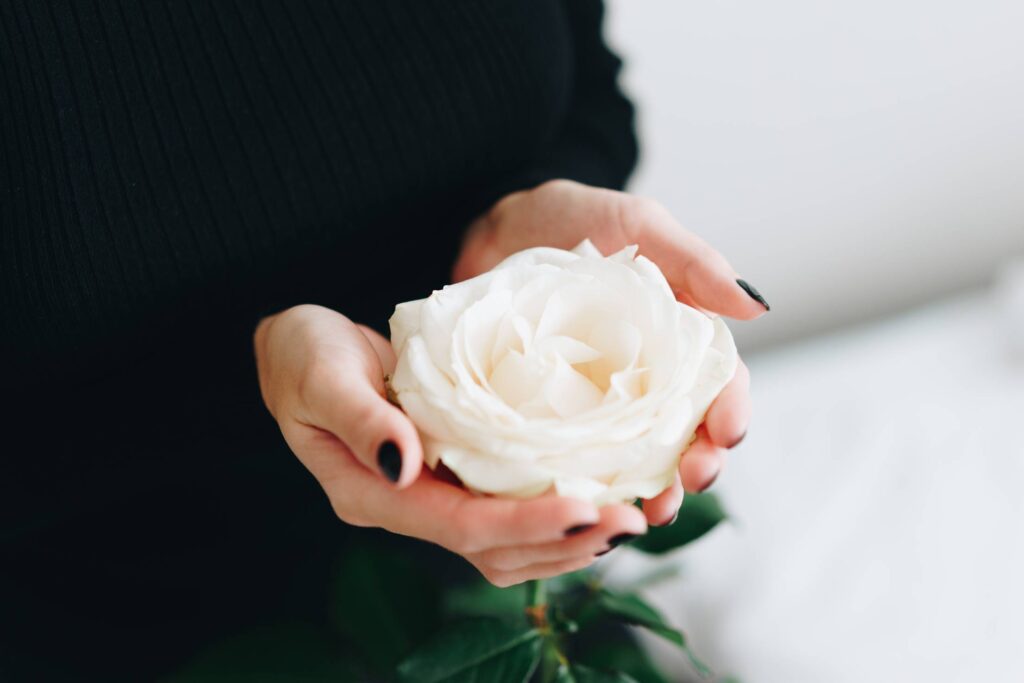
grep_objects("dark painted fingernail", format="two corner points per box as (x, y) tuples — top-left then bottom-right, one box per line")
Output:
(698, 470), (720, 493)
(728, 430), (748, 449)
(656, 510), (679, 528)
(564, 523), (596, 537)
(377, 441), (402, 483)
(737, 279), (770, 311)
(608, 533), (638, 548)
(595, 534), (637, 556)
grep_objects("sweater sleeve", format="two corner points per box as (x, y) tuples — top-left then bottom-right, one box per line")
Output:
(480, 0), (639, 205)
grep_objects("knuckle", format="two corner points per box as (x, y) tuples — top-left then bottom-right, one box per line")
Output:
(557, 500), (589, 524)
(482, 550), (520, 573)
(482, 569), (515, 588)
(633, 195), (663, 216)
(328, 497), (371, 528)
(324, 481), (374, 528)
(551, 500), (595, 533)
(350, 395), (385, 434)
(619, 195), (662, 239)
(341, 514), (373, 529)
(631, 196), (665, 223)
(538, 178), (574, 194)
(470, 561), (501, 586)
(296, 353), (339, 408)
(449, 518), (485, 555)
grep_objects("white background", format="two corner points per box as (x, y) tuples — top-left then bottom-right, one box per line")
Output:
(606, 0), (1024, 350)
(603, 1), (1024, 680)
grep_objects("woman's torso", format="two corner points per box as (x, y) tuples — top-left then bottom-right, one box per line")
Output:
(1, 0), (572, 390)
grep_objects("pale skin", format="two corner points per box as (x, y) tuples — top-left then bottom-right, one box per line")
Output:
(255, 180), (764, 587)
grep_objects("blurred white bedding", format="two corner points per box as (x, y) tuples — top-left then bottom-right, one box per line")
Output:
(613, 280), (1024, 681)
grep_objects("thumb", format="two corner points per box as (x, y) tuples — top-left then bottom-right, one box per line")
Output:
(303, 332), (424, 489)
(624, 199), (770, 319)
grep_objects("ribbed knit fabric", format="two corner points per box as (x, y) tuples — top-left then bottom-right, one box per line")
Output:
(0, 1), (636, 677)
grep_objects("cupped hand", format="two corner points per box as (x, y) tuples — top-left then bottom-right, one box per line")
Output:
(453, 180), (767, 526)
(255, 304), (647, 586)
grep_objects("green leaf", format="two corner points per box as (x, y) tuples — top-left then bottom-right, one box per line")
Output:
(329, 543), (441, 674)
(443, 580), (527, 619)
(546, 568), (595, 593)
(596, 592), (684, 647)
(631, 493), (726, 555)
(556, 663), (640, 682)
(595, 591), (711, 678)
(571, 628), (671, 683)
(396, 617), (543, 683)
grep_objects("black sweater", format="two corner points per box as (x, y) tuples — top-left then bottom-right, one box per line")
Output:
(0, 0), (635, 674)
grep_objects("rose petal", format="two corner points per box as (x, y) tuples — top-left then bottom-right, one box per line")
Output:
(535, 282), (613, 341)
(389, 298), (425, 355)
(489, 349), (544, 410)
(456, 290), (513, 385)
(571, 239), (604, 258)
(536, 335), (603, 366)
(441, 446), (555, 498)
(583, 319), (643, 391)
(604, 367), (648, 403)
(391, 336), (454, 400)
(627, 253), (675, 299)
(554, 476), (609, 501)
(544, 356), (604, 418)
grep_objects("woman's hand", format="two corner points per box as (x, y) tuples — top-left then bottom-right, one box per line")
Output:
(454, 180), (767, 525)
(255, 304), (648, 586)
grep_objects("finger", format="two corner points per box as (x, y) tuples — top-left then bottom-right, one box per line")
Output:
(470, 502), (648, 571)
(446, 492), (605, 552)
(642, 472), (684, 527)
(679, 427), (725, 493)
(624, 199), (769, 319)
(468, 534), (603, 573)
(476, 555), (599, 588)
(356, 324), (398, 375)
(705, 359), (751, 449)
(302, 328), (422, 488)
(317, 455), (601, 553)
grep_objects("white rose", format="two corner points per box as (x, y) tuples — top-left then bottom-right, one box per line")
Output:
(388, 240), (738, 505)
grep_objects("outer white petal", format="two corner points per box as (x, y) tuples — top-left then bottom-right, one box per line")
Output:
(626, 253), (675, 299)
(441, 446), (555, 498)
(570, 239), (603, 258)
(391, 336), (453, 398)
(389, 298), (425, 355)
(554, 477), (609, 501)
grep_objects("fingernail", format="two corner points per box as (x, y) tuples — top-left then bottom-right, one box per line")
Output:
(608, 533), (638, 548)
(564, 523), (596, 537)
(595, 533), (639, 557)
(698, 469), (720, 493)
(728, 430), (748, 449)
(377, 441), (402, 483)
(656, 510), (679, 528)
(737, 279), (770, 311)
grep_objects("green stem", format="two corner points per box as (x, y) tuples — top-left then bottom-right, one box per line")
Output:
(526, 579), (546, 609)
(524, 579), (548, 629)
(526, 580), (561, 682)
